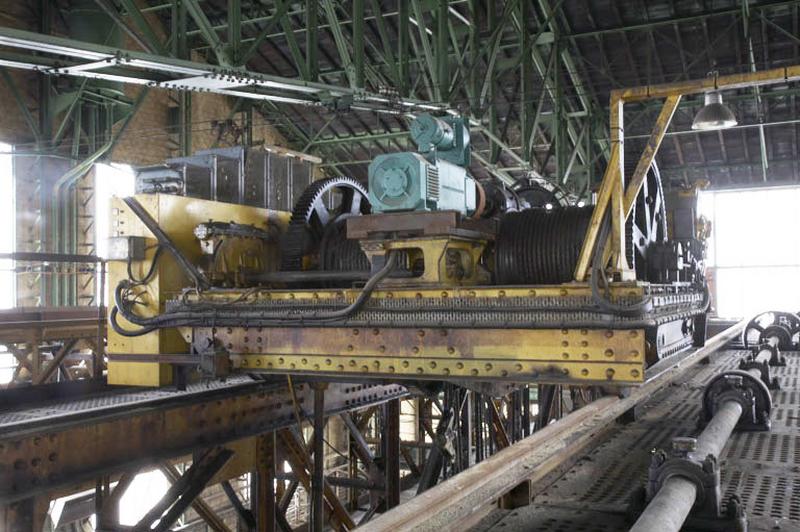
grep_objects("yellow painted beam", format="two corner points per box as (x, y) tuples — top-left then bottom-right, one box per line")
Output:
(574, 141), (619, 281)
(601, 95), (682, 268)
(615, 64), (800, 102)
(223, 327), (647, 384)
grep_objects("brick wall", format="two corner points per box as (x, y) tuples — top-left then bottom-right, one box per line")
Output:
(0, 0), (293, 307)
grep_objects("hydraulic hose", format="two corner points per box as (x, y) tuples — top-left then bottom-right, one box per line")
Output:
(590, 213), (654, 317)
(111, 251), (400, 336)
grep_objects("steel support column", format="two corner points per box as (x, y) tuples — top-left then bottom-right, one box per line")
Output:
(310, 385), (326, 532)
(135, 448), (233, 532)
(253, 433), (277, 532)
(436, 0), (449, 101)
(227, 0), (242, 64)
(384, 399), (401, 509)
(519, 0), (534, 161)
(306, 0), (318, 81)
(353, 0), (365, 88)
(398, 0), (409, 95)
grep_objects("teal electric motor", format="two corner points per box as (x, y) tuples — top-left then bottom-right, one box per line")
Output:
(368, 114), (476, 215)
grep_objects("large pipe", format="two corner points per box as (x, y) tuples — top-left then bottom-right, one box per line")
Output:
(630, 363), (762, 532)
(363, 320), (745, 532)
(631, 477), (698, 532)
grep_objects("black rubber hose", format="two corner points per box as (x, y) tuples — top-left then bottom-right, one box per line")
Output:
(112, 252), (400, 335)
(127, 245), (163, 285)
(590, 213), (653, 317)
(122, 196), (208, 289)
(109, 306), (159, 337)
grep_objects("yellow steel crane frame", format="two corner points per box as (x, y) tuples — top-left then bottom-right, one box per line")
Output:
(107, 67), (799, 388)
(575, 65), (800, 282)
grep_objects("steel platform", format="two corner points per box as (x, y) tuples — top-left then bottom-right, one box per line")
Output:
(0, 376), (408, 502)
(471, 349), (800, 532)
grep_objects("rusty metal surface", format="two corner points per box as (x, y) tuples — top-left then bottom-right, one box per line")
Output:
(0, 307), (102, 343)
(470, 350), (800, 532)
(0, 378), (407, 503)
(219, 326), (647, 384)
(178, 288), (704, 385)
(174, 285), (704, 329)
(346, 211), (496, 240)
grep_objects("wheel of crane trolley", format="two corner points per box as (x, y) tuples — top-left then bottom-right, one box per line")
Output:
(743, 311), (800, 351)
(512, 179), (570, 209)
(280, 176), (371, 274)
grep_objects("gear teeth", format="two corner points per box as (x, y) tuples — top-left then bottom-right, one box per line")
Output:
(280, 177), (370, 272)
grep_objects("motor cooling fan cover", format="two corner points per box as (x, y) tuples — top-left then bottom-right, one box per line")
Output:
(368, 153), (428, 212)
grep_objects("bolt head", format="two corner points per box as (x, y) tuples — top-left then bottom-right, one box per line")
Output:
(672, 437), (698, 454)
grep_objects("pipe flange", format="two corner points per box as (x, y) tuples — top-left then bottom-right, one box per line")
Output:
(647, 438), (721, 517)
(752, 342), (785, 367)
(702, 370), (772, 431)
(738, 358), (779, 390)
(762, 324), (793, 350)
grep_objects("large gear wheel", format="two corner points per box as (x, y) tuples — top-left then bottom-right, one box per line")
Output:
(512, 178), (570, 209)
(630, 162), (668, 280)
(743, 311), (800, 350)
(280, 177), (371, 272)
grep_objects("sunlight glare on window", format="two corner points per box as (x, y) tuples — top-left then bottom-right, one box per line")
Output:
(0, 142), (14, 310)
(0, 142), (14, 385)
(94, 163), (135, 259)
(698, 187), (800, 318)
(118, 469), (170, 525)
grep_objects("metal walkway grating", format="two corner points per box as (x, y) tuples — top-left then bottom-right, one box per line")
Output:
(472, 349), (800, 532)
(0, 376), (262, 431)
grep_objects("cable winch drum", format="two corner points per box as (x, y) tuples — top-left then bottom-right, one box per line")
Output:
(495, 207), (593, 285)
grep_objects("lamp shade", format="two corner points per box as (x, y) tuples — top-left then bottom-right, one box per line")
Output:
(691, 91), (737, 130)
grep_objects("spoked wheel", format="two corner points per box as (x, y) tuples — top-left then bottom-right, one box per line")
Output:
(280, 177), (370, 272)
(630, 163), (668, 280)
(512, 179), (570, 209)
(743, 311), (800, 350)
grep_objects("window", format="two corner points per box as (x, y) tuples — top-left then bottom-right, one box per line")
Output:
(0, 142), (14, 310)
(118, 469), (170, 525)
(94, 163), (136, 259)
(0, 142), (14, 385)
(699, 187), (800, 319)
(94, 163), (135, 302)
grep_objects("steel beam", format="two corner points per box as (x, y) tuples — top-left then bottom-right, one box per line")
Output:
(115, 0), (167, 54)
(31, 338), (78, 385)
(436, 0), (449, 101)
(239, 0), (290, 66)
(222, 480), (255, 530)
(0, 381), (407, 503)
(278, 427), (356, 530)
(398, 0), (410, 95)
(0, 26), (446, 113)
(253, 433), (277, 532)
(0, 70), (41, 143)
(618, 64), (800, 102)
(135, 447), (233, 532)
(384, 399), (401, 509)
(159, 461), (231, 532)
(352, 0), (364, 88)
(183, 0), (231, 66)
(567, 0), (797, 39)
(310, 386), (325, 532)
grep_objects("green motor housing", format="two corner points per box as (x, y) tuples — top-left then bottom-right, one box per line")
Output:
(368, 153), (475, 214)
(368, 113), (475, 214)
